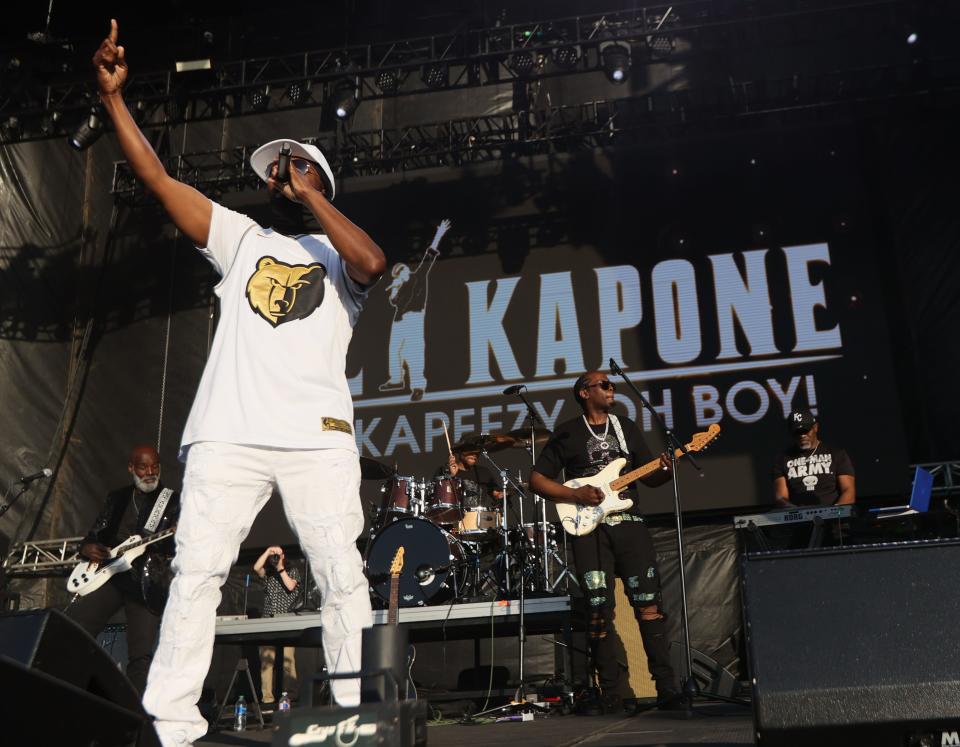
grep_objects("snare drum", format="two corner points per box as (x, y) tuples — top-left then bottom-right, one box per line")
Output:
(379, 476), (416, 527)
(424, 477), (463, 526)
(458, 508), (502, 537)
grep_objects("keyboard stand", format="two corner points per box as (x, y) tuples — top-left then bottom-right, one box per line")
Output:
(745, 520), (771, 551)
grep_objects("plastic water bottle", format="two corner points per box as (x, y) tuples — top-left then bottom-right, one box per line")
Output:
(279, 691), (291, 712)
(234, 694), (247, 731)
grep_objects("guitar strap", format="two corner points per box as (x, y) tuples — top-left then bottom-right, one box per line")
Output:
(144, 488), (173, 533)
(609, 414), (629, 456)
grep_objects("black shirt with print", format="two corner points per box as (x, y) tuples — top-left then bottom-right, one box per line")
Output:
(772, 442), (855, 506)
(534, 415), (655, 517)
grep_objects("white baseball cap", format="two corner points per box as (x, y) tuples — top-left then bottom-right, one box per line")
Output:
(249, 138), (336, 200)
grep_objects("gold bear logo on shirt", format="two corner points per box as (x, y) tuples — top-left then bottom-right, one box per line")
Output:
(246, 256), (327, 327)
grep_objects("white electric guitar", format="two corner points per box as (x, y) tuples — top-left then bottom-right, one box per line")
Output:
(555, 424), (721, 536)
(66, 529), (175, 596)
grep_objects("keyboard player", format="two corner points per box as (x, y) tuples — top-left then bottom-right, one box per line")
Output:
(773, 409), (856, 508)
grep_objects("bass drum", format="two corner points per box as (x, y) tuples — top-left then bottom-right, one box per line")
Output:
(365, 518), (465, 607)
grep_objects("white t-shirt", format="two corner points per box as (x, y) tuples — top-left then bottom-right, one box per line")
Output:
(179, 200), (367, 459)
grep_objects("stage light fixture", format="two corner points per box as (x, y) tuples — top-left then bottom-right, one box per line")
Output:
(600, 42), (631, 84)
(648, 34), (676, 59)
(2, 116), (22, 142)
(552, 44), (581, 70)
(508, 50), (537, 76)
(249, 85), (271, 112)
(286, 81), (310, 106)
(376, 69), (400, 94)
(421, 62), (448, 89)
(131, 99), (148, 124)
(906, 31), (918, 45)
(68, 107), (104, 151)
(40, 111), (61, 135)
(330, 78), (360, 119)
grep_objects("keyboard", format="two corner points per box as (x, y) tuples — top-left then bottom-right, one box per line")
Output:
(733, 505), (853, 529)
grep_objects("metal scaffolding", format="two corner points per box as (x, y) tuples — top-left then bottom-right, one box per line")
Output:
(4, 537), (83, 577)
(110, 62), (960, 202)
(1, 0), (933, 142)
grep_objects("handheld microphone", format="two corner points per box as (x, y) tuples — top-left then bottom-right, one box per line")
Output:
(276, 144), (291, 183)
(503, 384), (525, 395)
(18, 468), (52, 484)
(609, 358), (623, 375)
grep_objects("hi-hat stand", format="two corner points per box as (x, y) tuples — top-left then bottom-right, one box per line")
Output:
(473, 449), (545, 718)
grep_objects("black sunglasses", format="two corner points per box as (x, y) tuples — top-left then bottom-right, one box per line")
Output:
(585, 380), (616, 392)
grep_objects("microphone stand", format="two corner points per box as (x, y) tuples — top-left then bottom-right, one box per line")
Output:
(0, 483), (34, 520)
(513, 387), (550, 591)
(609, 358), (736, 714)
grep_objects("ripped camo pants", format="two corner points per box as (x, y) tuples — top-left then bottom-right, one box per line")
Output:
(143, 443), (373, 747)
(571, 520), (674, 693)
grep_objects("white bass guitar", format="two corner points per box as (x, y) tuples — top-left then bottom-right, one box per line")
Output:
(66, 529), (175, 596)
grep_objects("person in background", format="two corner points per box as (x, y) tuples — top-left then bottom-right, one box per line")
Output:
(253, 545), (302, 706)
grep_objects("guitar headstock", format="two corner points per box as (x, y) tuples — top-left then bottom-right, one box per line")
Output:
(685, 423), (721, 453)
(390, 547), (405, 577)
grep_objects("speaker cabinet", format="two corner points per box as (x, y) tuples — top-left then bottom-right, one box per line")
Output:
(0, 609), (160, 747)
(742, 539), (960, 746)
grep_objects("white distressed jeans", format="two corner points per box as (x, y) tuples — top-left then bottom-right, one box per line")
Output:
(142, 443), (373, 747)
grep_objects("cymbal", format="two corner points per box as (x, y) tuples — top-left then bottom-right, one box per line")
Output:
(451, 427), (552, 454)
(450, 433), (512, 454)
(502, 427), (552, 448)
(359, 456), (395, 480)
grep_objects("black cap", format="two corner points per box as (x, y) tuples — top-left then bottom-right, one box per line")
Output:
(789, 409), (817, 432)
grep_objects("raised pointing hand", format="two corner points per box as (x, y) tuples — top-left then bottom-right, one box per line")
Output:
(93, 19), (128, 96)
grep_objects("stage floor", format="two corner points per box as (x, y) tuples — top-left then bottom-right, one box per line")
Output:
(197, 702), (753, 747)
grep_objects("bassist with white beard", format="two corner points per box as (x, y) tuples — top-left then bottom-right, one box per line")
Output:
(66, 445), (180, 694)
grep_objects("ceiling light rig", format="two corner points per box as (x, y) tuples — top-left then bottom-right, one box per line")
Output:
(600, 42), (632, 84)
(330, 77), (360, 119)
(421, 62), (449, 89)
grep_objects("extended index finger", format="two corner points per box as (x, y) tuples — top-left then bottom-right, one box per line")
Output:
(109, 18), (118, 43)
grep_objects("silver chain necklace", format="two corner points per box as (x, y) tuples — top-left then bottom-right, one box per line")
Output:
(582, 415), (611, 449)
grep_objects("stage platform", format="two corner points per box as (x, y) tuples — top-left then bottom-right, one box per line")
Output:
(196, 702), (753, 747)
(215, 596), (574, 645)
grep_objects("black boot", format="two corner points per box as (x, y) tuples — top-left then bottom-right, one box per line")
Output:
(638, 617), (681, 709)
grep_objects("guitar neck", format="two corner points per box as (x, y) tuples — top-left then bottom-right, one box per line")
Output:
(123, 529), (174, 554)
(388, 575), (400, 625)
(609, 447), (684, 492)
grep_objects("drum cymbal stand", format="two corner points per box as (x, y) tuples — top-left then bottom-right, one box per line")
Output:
(478, 448), (534, 705)
(508, 386), (553, 593)
(549, 527), (579, 594)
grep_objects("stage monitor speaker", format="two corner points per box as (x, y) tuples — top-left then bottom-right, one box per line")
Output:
(0, 609), (160, 747)
(742, 539), (960, 747)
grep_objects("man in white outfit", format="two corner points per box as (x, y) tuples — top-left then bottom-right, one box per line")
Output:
(92, 20), (386, 747)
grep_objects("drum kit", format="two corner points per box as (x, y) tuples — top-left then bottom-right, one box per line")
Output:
(362, 428), (578, 609)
